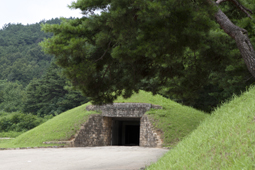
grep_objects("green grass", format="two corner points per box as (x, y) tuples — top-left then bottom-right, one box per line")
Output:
(0, 103), (98, 148)
(0, 139), (13, 145)
(0, 90), (208, 149)
(148, 86), (255, 169)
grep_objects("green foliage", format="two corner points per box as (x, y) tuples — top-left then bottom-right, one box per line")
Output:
(160, 25), (255, 112)
(0, 18), (62, 86)
(0, 19), (89, 115)
(40, 0), (216, 104)
(0, 80), (26, 112)
(41, 0), (255, 112)
(0, 112), (48, 132)
(23, 62), (89, 116)
(0, 18), (90, 138)
(148, 86), (255, 169)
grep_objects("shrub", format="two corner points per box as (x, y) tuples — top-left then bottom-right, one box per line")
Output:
(0, 112), (49, 132)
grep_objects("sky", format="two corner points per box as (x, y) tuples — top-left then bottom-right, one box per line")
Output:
(0, 0), (83, 28)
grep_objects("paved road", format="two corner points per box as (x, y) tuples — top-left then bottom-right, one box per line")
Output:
(0, 146), (168, 170)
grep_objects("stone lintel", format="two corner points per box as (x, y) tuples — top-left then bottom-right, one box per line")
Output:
(86, 103), (162, 118)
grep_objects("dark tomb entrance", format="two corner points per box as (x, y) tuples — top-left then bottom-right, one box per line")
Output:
(111, 118), (140, 146)
(125, 125), (140, 145)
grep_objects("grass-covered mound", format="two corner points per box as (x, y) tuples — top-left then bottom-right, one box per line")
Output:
(115, 91), (209, 147)
(148, 86), (255, 169)
(0, 91), (208, 148)
(0, 103), (95, 148)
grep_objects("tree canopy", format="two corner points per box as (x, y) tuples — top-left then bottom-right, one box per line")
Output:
(40, 0), (255, 111)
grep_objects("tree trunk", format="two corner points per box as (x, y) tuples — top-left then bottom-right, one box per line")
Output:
(214, 8), (255, 78)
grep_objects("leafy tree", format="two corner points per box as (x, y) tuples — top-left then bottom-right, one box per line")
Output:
(0, 80), (26, 112)
(40, 0), (255, 110)
(23, 62), (88, 116)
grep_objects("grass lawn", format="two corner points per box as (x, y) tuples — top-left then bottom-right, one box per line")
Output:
(0, 90), (208, 149)
(0, 139), (13, 145)
(148, 86), (255, 169)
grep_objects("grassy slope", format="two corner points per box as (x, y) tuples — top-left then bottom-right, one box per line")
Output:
(148, 86), (255, 170)
(0, 91), (208, 148)
(0, 103), (97, 148)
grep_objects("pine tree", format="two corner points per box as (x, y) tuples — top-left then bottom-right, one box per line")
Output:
(23, 62), (88, 116)
(40, 0), (255, 108)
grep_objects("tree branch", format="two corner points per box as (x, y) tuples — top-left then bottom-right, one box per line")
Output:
(102, 64), (111, 80)
(216, 0), (253, 18)
(214, 6), (255, 78)
(93, 63), (112, 90)
(216, 0), (227, 4)
(94, 41), (111, 62)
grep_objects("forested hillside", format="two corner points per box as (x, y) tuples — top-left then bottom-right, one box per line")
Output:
(0, 19), (60, 85)
(0, 18), (88, 137)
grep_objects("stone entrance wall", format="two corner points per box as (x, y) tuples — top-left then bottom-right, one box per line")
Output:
(73, 103), (163, 147)
(73, 115), (112, 147)
(140, 115), (162, 147)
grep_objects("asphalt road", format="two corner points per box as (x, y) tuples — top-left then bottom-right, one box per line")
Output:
(0, 146), (168, 170)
